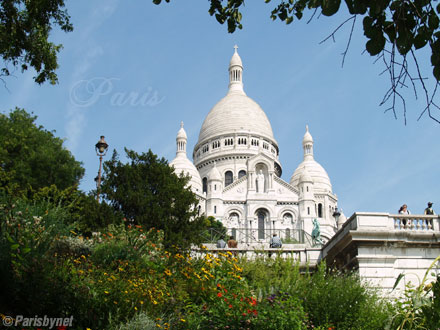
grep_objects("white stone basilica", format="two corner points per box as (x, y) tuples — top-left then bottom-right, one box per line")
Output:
(170, 47), (340, 244)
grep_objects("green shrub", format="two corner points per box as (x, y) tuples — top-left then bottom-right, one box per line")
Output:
(108, 312), (158, 330)
(240, 258), (393, 330)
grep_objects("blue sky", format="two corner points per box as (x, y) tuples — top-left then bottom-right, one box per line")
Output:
(1, 1), (439, 216)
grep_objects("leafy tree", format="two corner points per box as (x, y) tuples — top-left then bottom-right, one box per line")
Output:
(101, 148), (206, 249)
(0, 108), (84, 195)
(0, 0), (72, 84)
(154, 0), (440, 123)
(32, 185), (124, 234)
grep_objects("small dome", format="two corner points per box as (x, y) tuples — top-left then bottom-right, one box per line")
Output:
(169, 156), (203, 193)
(177, 122), (187, 139)
(290, 159), (332, 192)
(208, 163), (222, 181)
(303, 125), (313, 145)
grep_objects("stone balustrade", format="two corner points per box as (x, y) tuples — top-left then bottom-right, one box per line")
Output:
(322, 212), (440, 296)
(192, 246), (321, 267)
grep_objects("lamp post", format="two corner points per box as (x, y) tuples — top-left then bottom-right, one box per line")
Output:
(95, 135), (108, 201)
(333, 207), (341, 229)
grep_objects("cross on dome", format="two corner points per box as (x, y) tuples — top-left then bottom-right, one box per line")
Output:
(234, 44), (238, 53)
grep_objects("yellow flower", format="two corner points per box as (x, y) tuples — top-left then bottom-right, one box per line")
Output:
(156, 324), (162, 328)
(113, 301), (118, 304)
(81, 255), (86, 260)
(180, 319), (186, 322)
(134, 306), (138, 311)
(140, 301), (144, 304)
(104, 291), (109, 294)
(164, 269), (171, 276)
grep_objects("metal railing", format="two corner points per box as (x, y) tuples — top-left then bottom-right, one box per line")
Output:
(201, 228), (315, 247)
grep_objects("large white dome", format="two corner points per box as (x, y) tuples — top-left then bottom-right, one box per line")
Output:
(197, 92), (275, 144)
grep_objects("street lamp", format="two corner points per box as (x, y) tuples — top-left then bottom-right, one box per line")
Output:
(332, 207), (341, 229)
(95, 135), (109, 201)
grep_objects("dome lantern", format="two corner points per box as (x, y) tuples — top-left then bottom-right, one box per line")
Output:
(176, 121), (187, 155)
(228, 45), (244, 94)
(303, 125), (314, 160)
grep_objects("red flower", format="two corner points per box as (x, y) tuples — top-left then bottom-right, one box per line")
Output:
(250, 298), (257, 306)
(229, 304), (233, 308)
(224, 288), (228, 293)
(242, 312), (247, 316)
(217, 292), (222, 298)
(252, 309), (258, 316)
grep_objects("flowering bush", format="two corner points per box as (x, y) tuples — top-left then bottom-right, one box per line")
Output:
(0, 196), (401, 330)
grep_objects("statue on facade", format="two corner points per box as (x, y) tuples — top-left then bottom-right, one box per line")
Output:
(256, 170), (265, 193)
(311, 218), (324, 246)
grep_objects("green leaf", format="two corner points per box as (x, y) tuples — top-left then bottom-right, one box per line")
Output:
(414, 33), (428, 50)
(433, 65), (440, 81)
(429, 11), (440, 30)
(366, 35), (386, 55)
(322, 0), (341, 16)
(22, 247), (31, 254)
(11, 244), (19, 250)
(393, 273), (405, 291)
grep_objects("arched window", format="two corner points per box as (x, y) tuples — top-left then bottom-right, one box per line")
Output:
(225, 171), (233, 186)
(283, 213), (293, 223)
(231, 228), (237, 240)
(202, 177), (207, 194)
(238, 170), (246, 179)
(229, 212), (239, 222)
(257, 210), (266, 240)
(318, 203), (323, 218)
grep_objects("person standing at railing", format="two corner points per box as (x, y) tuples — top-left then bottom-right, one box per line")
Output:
(398, 204), (411, 228)
(227, 236), (238, 248)
(217, 237), (226, 248)
(270, 233), (282, 248)
(424, 202), (435, 215)
(423, 202), (435, 229)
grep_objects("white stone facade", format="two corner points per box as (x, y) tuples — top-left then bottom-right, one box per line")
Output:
(170, 47), (339, 243)
(321, 212), (440, 296)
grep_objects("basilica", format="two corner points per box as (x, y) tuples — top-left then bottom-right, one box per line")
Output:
(169, 47), (341, 245)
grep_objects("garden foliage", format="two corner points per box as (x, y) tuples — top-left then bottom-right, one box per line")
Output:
(4, 194), (433, 329)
